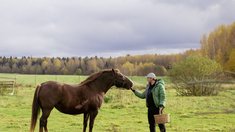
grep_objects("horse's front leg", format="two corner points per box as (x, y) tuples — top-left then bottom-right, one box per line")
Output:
(83, 113), (89, 132)
(89, 110), (98, 132)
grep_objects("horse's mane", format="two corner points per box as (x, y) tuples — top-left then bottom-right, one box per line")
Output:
(79, 69), (119, 86)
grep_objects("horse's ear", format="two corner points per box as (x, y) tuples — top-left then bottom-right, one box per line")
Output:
(112, 68), (115, 73)
(112, 68), (117, 76)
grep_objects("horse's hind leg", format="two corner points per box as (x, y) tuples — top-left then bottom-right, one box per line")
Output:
(40, 108), (52, 132)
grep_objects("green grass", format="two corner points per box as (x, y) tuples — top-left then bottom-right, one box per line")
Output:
(0, 74), (235, 132)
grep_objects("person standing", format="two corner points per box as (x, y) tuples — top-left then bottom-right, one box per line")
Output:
(131, 73), (166, 132)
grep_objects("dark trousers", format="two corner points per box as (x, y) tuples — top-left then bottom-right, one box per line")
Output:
(148, 107), (166, 132)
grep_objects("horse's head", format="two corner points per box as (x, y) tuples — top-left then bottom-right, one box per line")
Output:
(112, 69), (133, 89)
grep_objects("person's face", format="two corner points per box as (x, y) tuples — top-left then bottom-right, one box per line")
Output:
(147, 77), (154, 83)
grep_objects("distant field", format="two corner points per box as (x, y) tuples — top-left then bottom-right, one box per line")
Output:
(0, 73), (170, 87)
(0, 73), (234, 132)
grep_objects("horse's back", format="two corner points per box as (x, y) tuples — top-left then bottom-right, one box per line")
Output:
(38, 81), (65, 107)
(41, 81), (62, 87)
(38, 81), (82, 112)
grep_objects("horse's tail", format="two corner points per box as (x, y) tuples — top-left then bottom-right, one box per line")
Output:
(30, 85), (41, 132)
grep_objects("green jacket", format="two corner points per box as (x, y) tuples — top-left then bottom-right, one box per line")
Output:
(134, 79), (166, 107)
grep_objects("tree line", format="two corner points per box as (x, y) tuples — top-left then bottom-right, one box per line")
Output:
(201, 22), (235, 73)
(0, 54), (187, 76)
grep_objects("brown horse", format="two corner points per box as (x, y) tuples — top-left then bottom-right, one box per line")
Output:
(30, 69), (133, 132)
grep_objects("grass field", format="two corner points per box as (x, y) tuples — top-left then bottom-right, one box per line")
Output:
(0, 74), (235, 132)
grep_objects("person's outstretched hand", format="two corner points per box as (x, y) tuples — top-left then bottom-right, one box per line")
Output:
(159, 106), (164, 114)
(130, 87), (135, 92)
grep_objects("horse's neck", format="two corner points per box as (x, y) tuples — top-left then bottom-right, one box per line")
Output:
(88, 73), (114, 94)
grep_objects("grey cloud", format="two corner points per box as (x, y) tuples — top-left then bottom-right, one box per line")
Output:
(0, 0), (235, 57)
(156, 0), (223, 9)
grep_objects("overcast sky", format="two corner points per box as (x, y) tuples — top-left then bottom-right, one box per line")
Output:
(0, 0), (235, 57)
